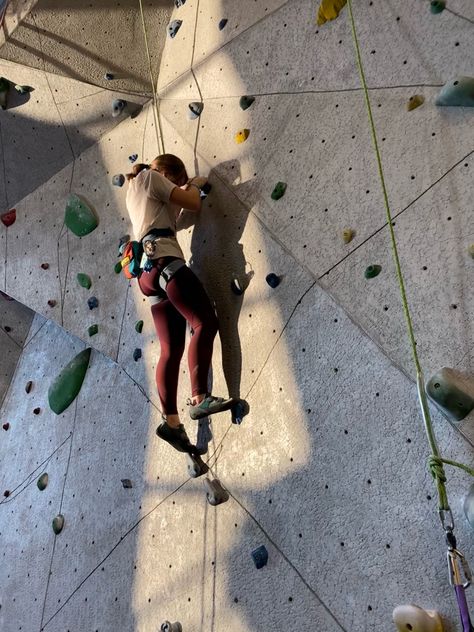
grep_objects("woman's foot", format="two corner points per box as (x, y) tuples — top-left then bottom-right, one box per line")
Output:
(156, 421), (195, 453)
(189, 394), (235, 420)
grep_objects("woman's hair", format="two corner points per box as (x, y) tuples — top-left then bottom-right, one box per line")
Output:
(125, 163), (149, 181)
(125, 154), (188, 184)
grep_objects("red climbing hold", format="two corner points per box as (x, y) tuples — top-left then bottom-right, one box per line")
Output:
(1, 209), (16, 227)
(2, 422), (10, 430)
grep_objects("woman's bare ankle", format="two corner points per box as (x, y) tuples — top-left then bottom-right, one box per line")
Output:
(192, 394), (206, 405)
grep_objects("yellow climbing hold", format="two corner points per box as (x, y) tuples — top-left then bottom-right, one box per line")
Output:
(407, 95), (425, 112)
(235, 129), (250, 144)
(342, 228), (354, 244)
(316, 0), (347, 25)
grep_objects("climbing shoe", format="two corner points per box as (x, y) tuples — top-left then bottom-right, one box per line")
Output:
(188, 395), (235, 420)
(156, 422), (195, 454)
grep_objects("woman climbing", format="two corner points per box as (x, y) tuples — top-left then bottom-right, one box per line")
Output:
(125, 154), (234, 455)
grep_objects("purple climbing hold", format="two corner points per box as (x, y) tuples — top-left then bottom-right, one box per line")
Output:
(129, 154), (138, 163)
(218, 18), (228, 30)
(87, 296), (99, 310)
(133, 348), (142, 361)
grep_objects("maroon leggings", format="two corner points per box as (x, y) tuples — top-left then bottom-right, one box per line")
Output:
(138, 258), (218, 415)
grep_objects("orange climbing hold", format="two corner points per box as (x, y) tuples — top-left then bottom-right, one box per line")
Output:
(1, 208), (16, 227)
(316, 0), (347, 25)
(235, 129), (250, 144)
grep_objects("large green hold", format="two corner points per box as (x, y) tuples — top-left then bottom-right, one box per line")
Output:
(37, 473), (49, 491)
(435, 76), (474, 107)
(65, 194), (98, 237)
(77, 273), (92, 289)
(48, 348), (91, 414)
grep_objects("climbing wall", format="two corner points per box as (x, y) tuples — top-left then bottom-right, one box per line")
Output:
(1, 1), (474, 631)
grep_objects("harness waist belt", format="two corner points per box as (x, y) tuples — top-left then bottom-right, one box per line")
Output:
(141, 227), (175, 242)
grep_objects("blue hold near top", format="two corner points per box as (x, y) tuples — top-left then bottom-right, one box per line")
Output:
(251, 545), (269, 569)
(218, 18), (228, 30)
(87, 296), (99, 310)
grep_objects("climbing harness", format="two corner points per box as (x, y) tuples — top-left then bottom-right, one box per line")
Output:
(346, 0), (474, 627)
(146, 259), (186, 306)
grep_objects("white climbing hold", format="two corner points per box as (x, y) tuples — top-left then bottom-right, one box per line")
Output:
(393, 605), (443, 632)
(112, 99), (127, 117)
(188, 101), (204, 119)
(168, 19), (182, 38)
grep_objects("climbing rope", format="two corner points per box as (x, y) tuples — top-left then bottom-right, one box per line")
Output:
(346, 0), (474, 624)
(138, 0), (165, 155)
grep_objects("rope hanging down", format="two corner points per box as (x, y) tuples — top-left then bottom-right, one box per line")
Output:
(345, 0), (474, 627)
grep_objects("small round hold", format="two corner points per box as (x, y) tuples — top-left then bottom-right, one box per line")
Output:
(266, 273), (280, 288)
(430, 0), (446, 14)
(129, 154), (138, 163)
(218, 18), (228, 30)
(231, 277), (244, 295)
(235, 128), (250, 144)
(2, 422), (10, 430)
(104, 72), (114, 81)
(25, 380), (33, 393)
(468, 244), (474, 259)
(33, 407), (41, 415)
(188, 101), (204, 119)
(133, 348), (142, 362)
(4, 490), (10, 498)
(239, 95), (255, 111)
(112, 99), (127, 118)
(135, 320), (144, 333)
(41, 262), (50, 270)
(364, 264), (382, 279)
(48, 299), (57, 307)
(112, 174), (125, 187)
(168, 19), (183, 38)
(342, 228), (354, 244)
(37, 472), (49, 491)
(87, 296), (99, 310)
(52, 514), (65, 535)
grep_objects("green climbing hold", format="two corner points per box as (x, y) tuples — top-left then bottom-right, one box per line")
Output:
(52, 514), (65, 535)
(364, 264), (381, 279)
(88, 324), (98, 337)
(37, 473), (48, 491)
(430, 0), (446, 14)
(239, 95), (255, 111)
(435, 77), (474, 107)
(0, 77), (9, 110)
(427, 368), (474, 422)
(135, 320), (144, 333)
(65, 194), (98, 237)
(407, 95), (425, 111)
(48, 348), (91, 415)
(271, 182), (287, 200)
(77, 273), (92, 289)
(468, 244), (474, 259)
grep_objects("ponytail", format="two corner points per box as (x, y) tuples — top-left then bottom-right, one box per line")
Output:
(126, 163), (150, 181)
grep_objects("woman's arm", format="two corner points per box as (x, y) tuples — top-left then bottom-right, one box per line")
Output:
(169, 177), (207, 212)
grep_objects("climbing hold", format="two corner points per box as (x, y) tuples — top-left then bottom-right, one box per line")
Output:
(186, 453), (209, 478)
(37, 473), (48, 491)
(2, 422), (9, 430)
(427, 368), (474, 422)
(88, 324), (98, 337)
(364, 264), (381, 279)
(77, 273), (92, 289)
(104, 72), (114, 81)
(33, 407), (41, 415)
(65, 194), (98, 237)
(204, 478), (229, 506)
(41, 262), (50, 270)
(393, 605), (443, 632)
(168, 19), (183, 38)
(48, 348), (92, 415)
(121, 479), (133, 489)
(271, 182), (287, 200)
(47, 300), (57, 307)
(0, 77), (9, 110)
(25, 380), (32, 394)
(316, 0), (347, 26)
(266, 273), (280, 288)
(14, 84), (32, 94)
(251, 545), (269, 569)
(235, 129), (250, 144)
(430, 0), (446, 14)
(468, 244), (474, 259)
(435, 77), (474, 107)
(52, 514), (65, 535)
(407, 95), (425, 111)
(174, 0), (186, 6)
(133, 348), (142, 361)
(218, 18), (228, 30)
(188, 101), (204, 119)
(342, 228), (354, 244)
(239, 95), (255, 111)
(4, 490), (10, 498)
(135, 320), (144, 333)
(1, 208), (16, 227)
(87, 296), (99, 310)
(4, 325), (11, 332)
(112, 174), (125, 187)
(464, 483), (474, 529)
(112, 99), (127, 117)
(161, 622), (182, 632)
(129, 154), (138, 163)
(231, 277), (244, 295)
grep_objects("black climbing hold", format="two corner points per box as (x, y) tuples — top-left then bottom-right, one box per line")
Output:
(1, 208), (16, 227)
(112, 174), (125, 187)
(427, 368), (474, 422)
(129, 154), (138, 163)
(33, 407), (41, 415)
(112, 99), (127, 117)
(201, 182), (212, 195)
(104, 72), (114, 81)
(239, 95), (255, 111)
(0, 77), (9, 110)
(231, 277), (244, 295)
(77, 273), (92, 289)
(88, 324), (98, 337)
(87, 296), (99, 310)
(168, 19), (183, 38)
(48, 299), (57, 307)
(430, 0), (446, 14)
(121, 479), (133, 488)
(48, 348), (91, 415)
(37, 473), (48, 491)
(135, 320), (144, 333)
(271, 182), (287, 200)
(41, 262), (50, 270)
(188, 101), (204, 119)
(266, 273), (280, 288)
(251, 544), (269, 569)
(435, 77), (474, 107)
(174, 0), (186, 7)
(205, 478), (229, 506)
(161, 622), (182, 632)
(218, 18), (228, 30)
(4, 490), (10, 498)
(52, 514), (65, 535)
(25, 380), (32, 393)
(4, 325), (11, 332)
(65, 194), (98, 237)
(133, 348), (142, 361)
(2, 422), (10, 430)
(364, 265), (381, 279)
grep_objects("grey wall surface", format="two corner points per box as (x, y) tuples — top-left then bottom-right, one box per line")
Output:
(1, 1), (474, 631)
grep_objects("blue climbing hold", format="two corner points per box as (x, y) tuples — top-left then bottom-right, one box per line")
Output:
(112, 99), (127, 117)
(266, 273), (280, 288)
(133, 348), (142, 362)
(435, 77), (474, 107)
(188, 101), (204, 119)
(251, 545), (268, 569)
(175, 0), (186, 6)
(168, 20), (183, 38)
(87, 296), (99, 310)
(129, 154), (138, 163)
(112, 174), (125, 187)
(430, 0), (446, 14)
(104, 72), (114, 81)
(218, 18), (228, 30)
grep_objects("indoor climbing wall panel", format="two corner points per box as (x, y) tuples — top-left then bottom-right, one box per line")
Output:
(0, 0), (38, 48)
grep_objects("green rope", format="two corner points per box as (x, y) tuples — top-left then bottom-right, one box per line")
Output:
(345, 0), (473, 513)
(138, 0), (165, 155)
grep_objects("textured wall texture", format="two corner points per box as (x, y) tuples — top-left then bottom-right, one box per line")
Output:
(1, 1), (474, 631)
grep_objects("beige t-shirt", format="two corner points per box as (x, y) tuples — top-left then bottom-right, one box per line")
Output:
(125, 169), (185, 260)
